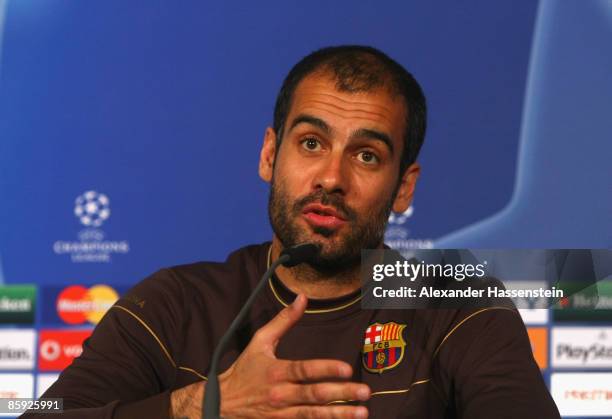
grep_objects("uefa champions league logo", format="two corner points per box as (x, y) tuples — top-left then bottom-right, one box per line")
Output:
(52, 190), (129, 263)
(388, 205), (414, 225)
(385, 205), (414, 240)
(385, 205), (433, 251)
(74, 191), (111, 227)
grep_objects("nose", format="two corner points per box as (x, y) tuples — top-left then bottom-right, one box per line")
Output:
(312, 151), (348, 195)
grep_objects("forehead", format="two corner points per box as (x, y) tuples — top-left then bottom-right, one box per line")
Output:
(287, 73), (407, 142)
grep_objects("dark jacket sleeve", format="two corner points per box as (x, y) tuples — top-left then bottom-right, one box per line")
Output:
(20, 269), (187, 419)
(436, 307), (560, 419)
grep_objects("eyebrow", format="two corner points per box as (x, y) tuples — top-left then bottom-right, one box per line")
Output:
(288, 113), (395, 156)
(349, 128), (395, 156)
(289, 114), (332, 135)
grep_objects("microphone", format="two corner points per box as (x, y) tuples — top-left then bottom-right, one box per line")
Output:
(279, 243), (319, 267)
(203, 243), (318, 419)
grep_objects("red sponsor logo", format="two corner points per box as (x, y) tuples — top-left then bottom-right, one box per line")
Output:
(0, 390), (18, 398)
(564, 390), (612, 400)
(56, 285), (118, 325)
(38, 330), (92, 371)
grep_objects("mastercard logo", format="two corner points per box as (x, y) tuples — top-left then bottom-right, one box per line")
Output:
(56, 285), (118, 325)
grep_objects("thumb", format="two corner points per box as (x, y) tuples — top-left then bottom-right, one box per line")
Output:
(253, 294), (307, 351)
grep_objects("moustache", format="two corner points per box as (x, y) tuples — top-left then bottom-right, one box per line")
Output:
(292, 191), (357, 222)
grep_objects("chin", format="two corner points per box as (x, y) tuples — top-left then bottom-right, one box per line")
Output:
(310, 236), (349, 258)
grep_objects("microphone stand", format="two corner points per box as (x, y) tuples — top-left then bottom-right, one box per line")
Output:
(203, 243), (317, 418)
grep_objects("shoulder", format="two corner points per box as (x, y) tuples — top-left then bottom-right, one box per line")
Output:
(422, 304), (529, 390)
(433, 305), (524, 355)
(414, 277), (524, 362)
(167, 241), (270, 291)
(97, 242), (269, 368)
(114, 241), (270, 325)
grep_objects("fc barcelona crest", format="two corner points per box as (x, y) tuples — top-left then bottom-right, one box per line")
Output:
(362, 322), (406, 373)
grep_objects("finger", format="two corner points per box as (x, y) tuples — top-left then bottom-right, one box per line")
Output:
(283, 359), (353, 382)
(270, 382), (370, 407)
(280, 404), (368, 419)
(254, 294), (307, 347)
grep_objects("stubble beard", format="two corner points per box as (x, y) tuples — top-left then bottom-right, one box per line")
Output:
(268, 176), (395, 280)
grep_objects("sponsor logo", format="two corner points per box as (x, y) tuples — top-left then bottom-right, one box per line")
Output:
(527, 327), (548, 369)
(0, 285), (36, 324)
(0, 330), (36, 370)
(56, 285), (118, 325)
(0, 373), (34, 400)
(52, 190), (130, 263)
(554, 280), (612, 322)
(36, 374), (60, 398)
(362, 322), (406, 373)
(551, 373), (612, 416)
(552, 327), (612, 368)
(38, 330), (92, 371)
(40, 285), (127, 326)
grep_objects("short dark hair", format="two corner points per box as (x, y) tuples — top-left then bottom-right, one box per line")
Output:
(273, 45), (427, 174)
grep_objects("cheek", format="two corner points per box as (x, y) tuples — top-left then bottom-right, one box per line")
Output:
(274, 153), (316, 189)
(352, 177), (396, 214)
(275, 167), (310, 196)
(355, 171), (395, 196)
(273, 165), (309, 204)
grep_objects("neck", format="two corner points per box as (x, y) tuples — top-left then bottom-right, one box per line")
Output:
(270, 238), (362, 299)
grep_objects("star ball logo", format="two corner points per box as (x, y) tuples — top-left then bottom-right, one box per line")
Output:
(53, 190), (130, 263)
(384, 205), (433, 250)
(388, 205), (414, 226)
(56, 285), (119, 325)
(74, 191), (110, 227)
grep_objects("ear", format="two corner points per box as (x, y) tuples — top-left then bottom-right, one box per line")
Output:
(259, 127), (277, 183)
(392, 162), (420, 213)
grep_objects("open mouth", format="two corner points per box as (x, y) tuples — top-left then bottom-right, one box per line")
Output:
(301, 203), (347, 230)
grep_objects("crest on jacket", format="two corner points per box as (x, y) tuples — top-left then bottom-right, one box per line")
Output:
(362, 322), (406, 373)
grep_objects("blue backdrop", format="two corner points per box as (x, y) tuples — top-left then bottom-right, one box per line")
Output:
(1, 0), (544, 284)
(0, 1), (611, 417)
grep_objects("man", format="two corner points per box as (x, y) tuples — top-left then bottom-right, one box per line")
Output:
(25, 46), (560, 418)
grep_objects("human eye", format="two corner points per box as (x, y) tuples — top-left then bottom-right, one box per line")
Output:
(300, 137), (322, 152)
(356, 150), (380, 165)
